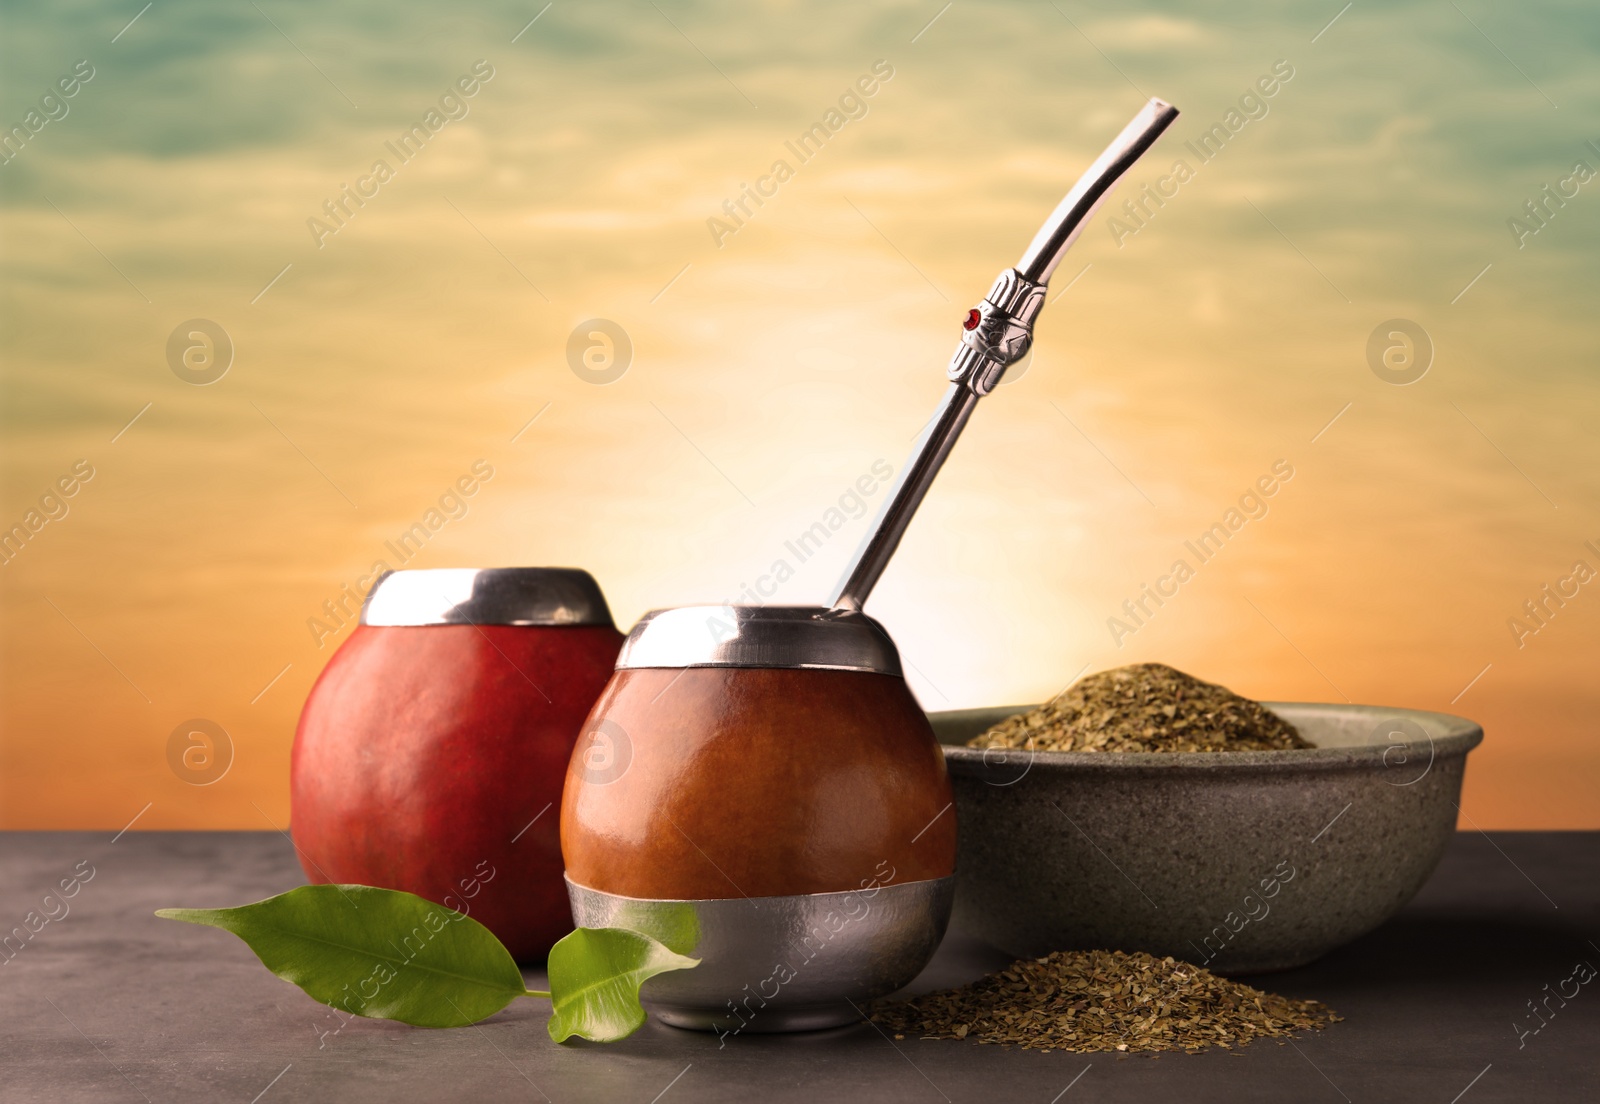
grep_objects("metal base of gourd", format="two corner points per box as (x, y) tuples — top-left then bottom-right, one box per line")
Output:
(565, 875), (954, 1033)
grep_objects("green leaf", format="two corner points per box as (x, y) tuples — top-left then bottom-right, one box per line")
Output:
(546, 927), (700, 1043)
(158, 886), (701, 1041)
(157, 884), (533, 1028)
(589, 898), (701, 958)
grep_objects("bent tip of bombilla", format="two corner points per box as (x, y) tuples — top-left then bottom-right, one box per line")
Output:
(1131, 97), (1181, 141)
(1017, 96), (1182, 284)
(1147, 97), (1181, 131)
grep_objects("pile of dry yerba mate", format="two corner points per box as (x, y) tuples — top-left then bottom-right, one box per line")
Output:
(970, 663), (1312, 754)
(872, 949), (1339, 1053)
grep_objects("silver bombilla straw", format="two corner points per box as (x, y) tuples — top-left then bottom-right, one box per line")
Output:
(829, 97), (1180, 614)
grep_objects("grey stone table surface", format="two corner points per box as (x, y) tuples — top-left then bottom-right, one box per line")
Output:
(2, 831), (1595, 1103)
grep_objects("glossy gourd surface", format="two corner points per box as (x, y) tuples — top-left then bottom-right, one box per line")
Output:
(561, 665), (956, 900)
(292, 622), (623, 960)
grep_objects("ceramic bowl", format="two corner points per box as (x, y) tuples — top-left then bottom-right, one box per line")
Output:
(932, 702), (1482, 973)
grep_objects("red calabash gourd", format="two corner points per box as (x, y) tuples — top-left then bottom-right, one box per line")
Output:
(291, 569), (623, 961)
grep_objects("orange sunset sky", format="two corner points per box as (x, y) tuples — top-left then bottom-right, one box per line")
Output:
(2, 0), (1597, 829)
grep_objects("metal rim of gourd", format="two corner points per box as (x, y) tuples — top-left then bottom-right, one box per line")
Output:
(359, 566), (615, 627)
(615, 605), (902, 675)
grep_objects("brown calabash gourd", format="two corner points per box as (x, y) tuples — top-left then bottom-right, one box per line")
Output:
(561, 666), (956, 900)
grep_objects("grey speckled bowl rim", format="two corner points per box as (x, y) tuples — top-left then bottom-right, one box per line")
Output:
(937, 702), (1483, 777)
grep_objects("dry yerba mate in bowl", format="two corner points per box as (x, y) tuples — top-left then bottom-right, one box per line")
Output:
(935, 662), (1482, 972)
(968, 663), (1312, 754)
